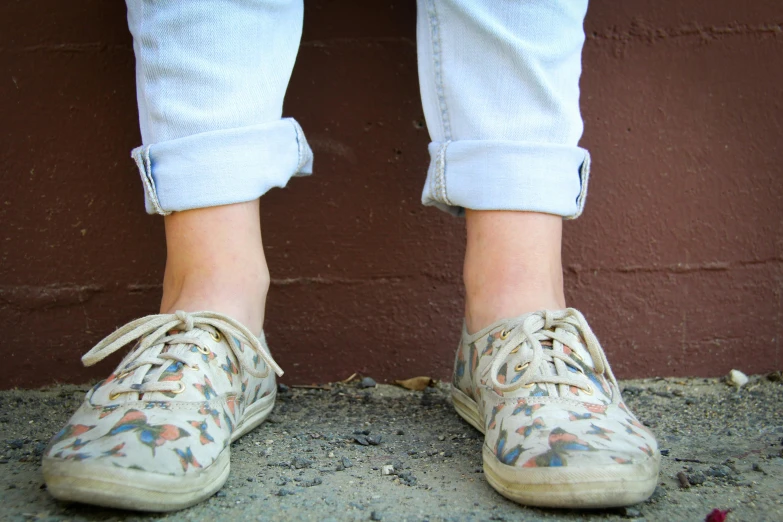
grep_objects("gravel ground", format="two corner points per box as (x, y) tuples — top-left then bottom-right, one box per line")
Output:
(0, 376), (781, 522)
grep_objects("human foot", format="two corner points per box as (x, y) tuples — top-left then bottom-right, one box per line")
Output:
(451, 308), (660, 508)
(42, 311), (282, 511)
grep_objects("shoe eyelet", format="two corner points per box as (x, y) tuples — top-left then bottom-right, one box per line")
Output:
(582, 385), (594, 396)
(109, 391), (123, 401)
(510, 346), (520, 354)
(188, 364), (200, 372)
(196, 345), (211, 355)
(514, 362), (529, 372)
(171, 382), (186, 395)
(209, 330), (222, 343)
(522, 383), (535, 389)
(500, 329), (510, 340)
(117, 370), (131, 380)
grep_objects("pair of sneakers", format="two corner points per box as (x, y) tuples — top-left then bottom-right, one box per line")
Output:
(42, 308), (659, 511)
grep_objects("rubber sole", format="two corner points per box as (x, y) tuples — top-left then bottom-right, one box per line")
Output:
(42, 393), (276, 512)
(452, 387), (660, 508)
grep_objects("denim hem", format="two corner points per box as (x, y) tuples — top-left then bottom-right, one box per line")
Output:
(130, 118), (313, 215)
(421, 140), (590, 219)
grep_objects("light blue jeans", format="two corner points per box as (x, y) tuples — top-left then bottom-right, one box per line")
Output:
(126, 0), (590, 218)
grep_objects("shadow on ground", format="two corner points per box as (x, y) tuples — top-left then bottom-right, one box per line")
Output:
(1, 377), (781, 522)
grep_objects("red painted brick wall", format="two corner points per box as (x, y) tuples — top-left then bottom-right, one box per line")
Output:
(1, 1), (781, 388)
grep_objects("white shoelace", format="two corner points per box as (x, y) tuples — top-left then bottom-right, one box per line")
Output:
(81, 310), (283, 398)
(488, 308), (616, 395)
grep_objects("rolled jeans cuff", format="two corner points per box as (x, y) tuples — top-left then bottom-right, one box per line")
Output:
(131, 118), (313, 215)
(421, 140), (590, 219)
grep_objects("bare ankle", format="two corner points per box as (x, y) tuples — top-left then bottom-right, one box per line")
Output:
(463, 210), (566, 333)
(158, 201), (270, 334)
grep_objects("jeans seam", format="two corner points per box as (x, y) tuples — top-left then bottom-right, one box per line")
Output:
(435, 141), (452, 206)
(567, 150), (591, 220)
(291, 119), (310, 172)
(426, 0), (452, 205)
(131, 145), (170, 216)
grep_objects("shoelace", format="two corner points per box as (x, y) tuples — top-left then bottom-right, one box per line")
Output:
(488, 308), (616, 395)
(81, 310), (283, 398)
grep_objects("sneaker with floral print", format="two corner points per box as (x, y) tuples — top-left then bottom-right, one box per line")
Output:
(42, 310), (282, 512)
(452, 308), (660, 508)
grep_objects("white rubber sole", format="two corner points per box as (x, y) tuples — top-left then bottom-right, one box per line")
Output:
(452, 387), (660, 508)
(42, 393), (276, 512)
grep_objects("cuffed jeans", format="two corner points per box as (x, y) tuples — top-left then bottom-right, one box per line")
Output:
(126, 0), (590, 219)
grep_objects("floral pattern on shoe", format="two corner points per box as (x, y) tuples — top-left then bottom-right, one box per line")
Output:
(452, 308), (660, 506)
(44, 311), (281, 483)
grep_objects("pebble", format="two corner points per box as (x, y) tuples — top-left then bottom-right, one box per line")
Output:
(341, 456), (354, 469)
(398, 471), (417, 486)
(353, 435), (370, 446)
(291, 456), (313, 469)
(727, 369), (749, 388)
(214, 491), (227, 498)
(370, 511), (383, 521)
(276, 488), (296, 496)
(7, 440), (24, 450)
(359, 377), (377, 389)
(297, 477), (322, 487)
(622, 507), (643, 518)
(367, 434), (382, 446)
(687, 471), (706, 485)
(381, 465), (395, 476)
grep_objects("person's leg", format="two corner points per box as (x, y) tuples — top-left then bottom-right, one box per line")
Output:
(417, 0), (659, 508)
(127, 0), (312, 334)
(160, 201), (269, 334)
(416, 0), (589, 333)
(43, 0), (309, 511)
(463, 210), (565, 333)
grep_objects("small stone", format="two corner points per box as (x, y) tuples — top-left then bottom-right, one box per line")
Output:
(277, 383), (290, 393)
(276, 488), (296, 496)
(370, 511), (383, 521)
(660, 449), (670, 456)
(341, 456), (354, 469)
(7, 439), (24, 450)
(298, 477), (322, 487)
(622, 507), (643, 518)
(396, 429), (405, 436)
(727, 369), (749, 388)
(676, 471), (690, 488)
(398, 471), (417, 486)
(687, 471), (706, 485)
(367, 434), (382, 446)
(353, 435), (369, 446)
(214, 490), (227, 498)
(752, 462), (767, 474)
(291, 456), (313, 469)
(648, 485), (667, 502)
(706, 465), (732, 479)
(381, 465), (395, 476)
(359, 377), (377, 389)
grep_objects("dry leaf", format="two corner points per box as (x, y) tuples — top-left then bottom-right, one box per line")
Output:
(394, 376), (435, 391)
